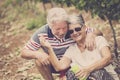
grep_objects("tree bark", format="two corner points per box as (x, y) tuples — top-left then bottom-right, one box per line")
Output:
(108, 19), (118, 58)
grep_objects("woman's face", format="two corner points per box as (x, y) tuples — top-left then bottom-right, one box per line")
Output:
(68, 24), (86, 42)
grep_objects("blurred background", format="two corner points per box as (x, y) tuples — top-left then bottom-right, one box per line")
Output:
(0, 0), (120, 80)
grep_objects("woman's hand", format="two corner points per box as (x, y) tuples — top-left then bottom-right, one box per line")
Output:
(39, 35), (51, 49)
(75, 67), (91, 79)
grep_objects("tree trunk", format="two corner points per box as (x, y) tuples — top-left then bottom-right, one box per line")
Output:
(108, 19), (120, 79)
(108, 19), (118, 58)
(51, 0), (57, 7)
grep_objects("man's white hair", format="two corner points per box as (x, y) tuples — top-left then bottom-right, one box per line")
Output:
(47, 7), (68, 27)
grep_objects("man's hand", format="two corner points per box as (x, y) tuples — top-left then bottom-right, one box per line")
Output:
(35, 49), (50, 66)
(85, 32), (96, 51)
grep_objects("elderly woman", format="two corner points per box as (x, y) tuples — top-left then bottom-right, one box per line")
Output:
(39, 14), (115, 80)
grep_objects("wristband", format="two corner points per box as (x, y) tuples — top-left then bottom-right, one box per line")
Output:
(86, 27), (94, 33)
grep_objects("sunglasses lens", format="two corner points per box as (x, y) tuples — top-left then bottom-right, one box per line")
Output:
(68, 27), (82, 35)
(75, 27), (81, 32)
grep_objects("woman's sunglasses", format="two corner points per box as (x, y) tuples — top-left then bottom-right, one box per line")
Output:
(68, 27), (82, 35)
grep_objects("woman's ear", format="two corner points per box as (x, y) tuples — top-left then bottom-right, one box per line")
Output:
(78, 14), (85, 25)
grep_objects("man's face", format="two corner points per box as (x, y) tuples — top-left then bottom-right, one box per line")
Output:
(51, 21), (68, 39)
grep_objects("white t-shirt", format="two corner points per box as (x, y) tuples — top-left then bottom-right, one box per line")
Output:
(64, 36), (119, 80)
(64, 36), (109, 68)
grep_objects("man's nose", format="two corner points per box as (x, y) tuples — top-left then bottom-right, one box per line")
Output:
(59, 29), (65, 35)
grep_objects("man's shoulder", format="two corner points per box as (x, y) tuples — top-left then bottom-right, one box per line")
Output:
(32, 24), (49, 35)
(31, 24), (49, 38)
(30, 24), (50, 44)
(37, 24), (50, 33)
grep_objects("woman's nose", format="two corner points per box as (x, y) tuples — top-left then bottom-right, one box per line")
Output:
(73, 30), (78, 34)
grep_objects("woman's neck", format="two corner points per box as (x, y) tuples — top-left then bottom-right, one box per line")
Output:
(77, 39), (86, 52)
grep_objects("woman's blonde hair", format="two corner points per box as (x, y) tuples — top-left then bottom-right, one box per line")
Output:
(68, 14), (85, 26)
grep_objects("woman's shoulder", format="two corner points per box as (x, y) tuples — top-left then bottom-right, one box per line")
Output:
(95, 36), (109, 50)
(68, 43), (77, 50)
(95, 36), (108, 43)
(95, 36), (106, 40)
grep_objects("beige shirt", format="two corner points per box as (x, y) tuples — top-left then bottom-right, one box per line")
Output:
(64, 36), (119, 80)
(64, 36), (109, 68)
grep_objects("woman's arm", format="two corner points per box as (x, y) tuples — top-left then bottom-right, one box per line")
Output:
(75, 46), (112, 78)
(39, 36), (71, 71)
(48, 48), (71, 71)
(87, 36), (112, 71)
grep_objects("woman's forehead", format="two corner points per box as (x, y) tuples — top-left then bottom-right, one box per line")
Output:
(69, 24), (81, 28)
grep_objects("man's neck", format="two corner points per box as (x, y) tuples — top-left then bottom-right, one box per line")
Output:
(54, 35), (65, 42)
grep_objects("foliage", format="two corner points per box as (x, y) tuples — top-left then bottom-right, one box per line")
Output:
(52, 0), (72, 7)
(50, 0), (120, 21)
(1, 0), (47, 31)
(3, 0), (13, 7)
(70, 0), (120, 21)
(26, 14), (46, 30)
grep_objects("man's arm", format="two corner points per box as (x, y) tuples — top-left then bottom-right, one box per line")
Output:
(21, 48), (45, 59)
(21, 47), (50, 65)
(85, 27), (103, 50)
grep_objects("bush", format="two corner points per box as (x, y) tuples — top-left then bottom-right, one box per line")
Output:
(26, 14), (46, 30)
(3, 0), (13, 7)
